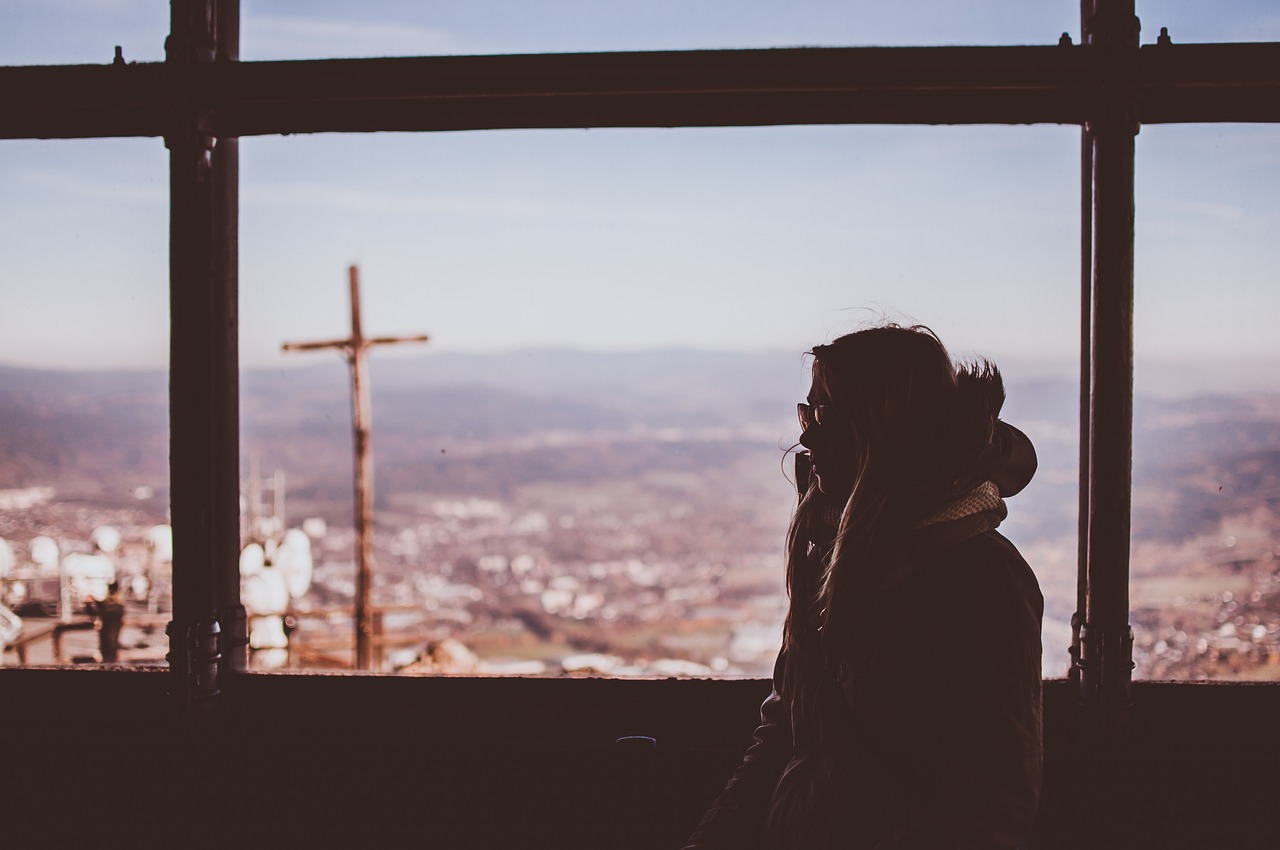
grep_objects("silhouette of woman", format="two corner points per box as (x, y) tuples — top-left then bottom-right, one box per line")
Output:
(685, 325), (1043, 850)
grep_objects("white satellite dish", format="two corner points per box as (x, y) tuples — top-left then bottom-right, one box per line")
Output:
(0, 537), (14, 578)
(29, 536), (59, 573)
(90, 526), (121, 554)
(276, 529), (313, 599)
(242, 569), (288, 617)
(248, 614), (288, 650)
(282, 528), (310, 551)
(239, 543), (265, 577)
(62, 552), (115, 602)
(146, 525), (173, 564)
(0, 604), (21, 645)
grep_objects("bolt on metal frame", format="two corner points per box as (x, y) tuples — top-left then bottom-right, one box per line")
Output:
(2, 0), (1278, 730)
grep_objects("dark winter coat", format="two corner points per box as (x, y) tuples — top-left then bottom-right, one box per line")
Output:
(685, 420), (1044, 850)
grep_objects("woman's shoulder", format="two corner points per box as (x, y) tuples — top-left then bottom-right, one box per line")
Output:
(953, 528), (1030, 565)
(928, 530), (1043, 611)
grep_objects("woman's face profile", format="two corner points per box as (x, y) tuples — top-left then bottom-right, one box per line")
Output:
(798, 375), (857, 500)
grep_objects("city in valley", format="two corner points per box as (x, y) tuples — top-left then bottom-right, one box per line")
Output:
(1, 352), (1278, 680)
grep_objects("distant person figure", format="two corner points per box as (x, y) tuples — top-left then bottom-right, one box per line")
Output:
(86, 580), (126, 663)
(684, 325), (1043, 850)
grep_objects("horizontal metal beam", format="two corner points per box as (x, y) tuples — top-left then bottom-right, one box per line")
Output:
(2, 42), (1279, 140)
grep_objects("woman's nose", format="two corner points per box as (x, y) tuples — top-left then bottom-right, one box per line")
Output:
(798, 426), (817, 450)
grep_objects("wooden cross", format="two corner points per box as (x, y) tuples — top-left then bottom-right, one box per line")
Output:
(283, 265), (429, 670)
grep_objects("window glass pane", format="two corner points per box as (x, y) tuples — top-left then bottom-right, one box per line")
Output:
(6, 3), (1275, 68)
(0, 139), (170, 667)
(1132, 124), (1280, 680)
(239, 1), (1078, 61)
(1, 2), (167, 66)
(1136, 2), (1280, 44)
(0, 1), (1076, 67)
(239, 125), (1078, 675)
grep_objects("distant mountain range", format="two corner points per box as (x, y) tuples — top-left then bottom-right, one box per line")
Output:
(1, 351), (1277, 545)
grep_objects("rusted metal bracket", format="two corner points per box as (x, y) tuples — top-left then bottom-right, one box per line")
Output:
(166, 619), (222, 710)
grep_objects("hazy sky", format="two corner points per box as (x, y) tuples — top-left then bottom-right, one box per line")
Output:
(2, 2), (1278, 394)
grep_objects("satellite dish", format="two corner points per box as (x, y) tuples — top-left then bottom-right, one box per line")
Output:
(29, 536), (59, 573)
(276, 529), (313, 599)
(0, 604), (21, 645)
(243, 569), (288, 617)
(63, 552), (115, 601)
(146, 525), (173, 564)
(282, 528), (310, 551)
(242, 574), (266, 614)
(248, 614), (288, 650)
(0, 537), (14, 578)
(240, 543), (265, 577)
(90, 526), (121, 554)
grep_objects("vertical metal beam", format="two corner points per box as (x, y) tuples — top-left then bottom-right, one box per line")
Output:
(1071, 0), (1098, 695)
(212, 0), (246, 677)
(1071, 120), (1093, 690)
(1078, 0), (1138, 735)
(166, 0), (241, 712)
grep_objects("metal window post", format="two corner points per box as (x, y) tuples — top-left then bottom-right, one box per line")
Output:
(166, 0), (245, 715)
(1077, 0), (1139, 736)
(212, 0), (247, 680)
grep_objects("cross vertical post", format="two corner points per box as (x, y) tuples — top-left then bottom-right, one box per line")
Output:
(283, 265), (429, 669)
(348, 265), (375, 671)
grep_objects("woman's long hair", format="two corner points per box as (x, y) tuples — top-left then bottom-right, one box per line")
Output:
(780, 325), (1005, 734)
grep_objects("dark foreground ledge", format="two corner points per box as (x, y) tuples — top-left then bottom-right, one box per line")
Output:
(4, 668), (1278, 849)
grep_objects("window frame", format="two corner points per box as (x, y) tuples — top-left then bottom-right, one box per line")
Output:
(3, 0), (1280, 732)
